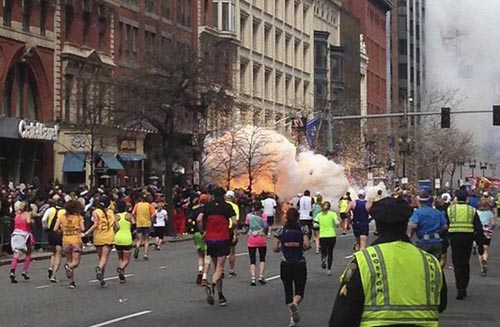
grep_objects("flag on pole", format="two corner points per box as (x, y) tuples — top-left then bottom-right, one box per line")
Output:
(306, 117), (319, 148)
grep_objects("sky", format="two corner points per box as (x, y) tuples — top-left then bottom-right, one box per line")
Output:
(426, 0), (500, 154)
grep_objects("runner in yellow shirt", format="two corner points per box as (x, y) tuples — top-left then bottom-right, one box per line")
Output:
(83, 196), (117, 288)
(132, 194), (156, 260)
(53, 200), (85, 289)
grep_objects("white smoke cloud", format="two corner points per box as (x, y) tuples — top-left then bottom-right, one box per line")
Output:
(426, 0), (500, 147)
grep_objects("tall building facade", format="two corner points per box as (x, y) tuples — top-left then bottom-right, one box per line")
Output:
(342, 0), (392, 119)
(220, 0), (315, 132)
(0, 0), (56, 185)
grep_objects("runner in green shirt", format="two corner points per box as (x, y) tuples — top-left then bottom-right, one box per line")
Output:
(313, 201), (340, 275)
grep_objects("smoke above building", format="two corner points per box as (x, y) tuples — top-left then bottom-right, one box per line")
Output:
(426, 0), (500, 148)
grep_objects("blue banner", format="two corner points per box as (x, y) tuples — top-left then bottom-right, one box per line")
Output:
(306, 117), (319, 148)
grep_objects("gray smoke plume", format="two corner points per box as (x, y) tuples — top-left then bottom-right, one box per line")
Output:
(426, 0), (500, 153)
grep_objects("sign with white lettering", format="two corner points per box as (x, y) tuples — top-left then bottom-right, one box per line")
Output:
(18, 120), (59, 141)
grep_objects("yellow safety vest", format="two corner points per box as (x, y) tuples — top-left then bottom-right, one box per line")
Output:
(447, 203), (475, 233)
(353, 241), (442, 327)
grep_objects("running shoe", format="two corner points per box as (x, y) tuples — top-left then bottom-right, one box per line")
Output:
(315, 249), (319, 254)
(21, 272), (30, 280)
(143, 254), (149, 260)
(228, 271), (237, 278)
(219, 296), (228, 307)
(10, 272), (17, 284)
(48, 268), (53, 279)
(258, 276), (267, 285)
(50, 275), (59, 283)
(100, 280), (107, 288)
(95, 266), (102, 282)
(288, 303), (300, 323)
(117, 268), (126, 283)
(133, 247), (139, 259)
(288, 317), (296, 327)
(201, 279), (208, 287)
(321, 259), (326, 270)
(251, 277), (256, 286)
(205, 285), (214, 305)
(64, 264), (73, 279)
(69, 281), (76, 289)
(196, 272), (203, 285)
(472, 244), (477, 256)
(327, 270), (332, 276)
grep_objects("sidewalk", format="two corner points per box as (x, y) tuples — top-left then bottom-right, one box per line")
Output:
(0, 234), (193, 267)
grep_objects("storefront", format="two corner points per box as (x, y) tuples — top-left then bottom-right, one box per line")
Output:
(0, 118), (58, 185)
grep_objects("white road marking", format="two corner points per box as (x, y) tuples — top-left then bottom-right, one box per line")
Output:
(266, 274), (281, 281)
(88, 310), (152, 327)
(35, 285), (50, 289)
(344, 255), (354, 259)
(89, 274), (134, 283)
(236, 253), (247, 257)
(158, 266), (167, 269)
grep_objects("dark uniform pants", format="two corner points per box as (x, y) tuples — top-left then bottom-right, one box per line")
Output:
(449, 233), (474, 291)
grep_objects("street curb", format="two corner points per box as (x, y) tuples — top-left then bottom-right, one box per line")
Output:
(0, 236), (194, 266)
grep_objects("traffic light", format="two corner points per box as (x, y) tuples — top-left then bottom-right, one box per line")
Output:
(494, 105), (500, 126)
(441, 107), (450, 128)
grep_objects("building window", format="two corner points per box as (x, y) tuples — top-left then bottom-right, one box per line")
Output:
(253, 20), (259, 51)
(3, 0), (13, 27)
(215, 0), (235, 32)
(145, 31), (156, 58)
(275, 30), (282, 61)
(65, 4), (74, 41)
(264, 25), (271, 56)
(82, 9), (91, 45)
(124, 0), (138, 6)
(162, 0), (172, 19)
(275, 73), (282, 103)
(145, 0), (156, 14)
(23, 0), (33, 32)
(253, 64), (261, 97)
(3, 63), (38, 120)
(240, 15), (248, 45)
(240, 62), (247, 93)
(64, 75), (74, 122)
(40, 1), (48, 36)
(98, 7), (107, 51)
(264, 69), (272, 100)
(132, 27), (138, 56)
(177, 0), (192, 27)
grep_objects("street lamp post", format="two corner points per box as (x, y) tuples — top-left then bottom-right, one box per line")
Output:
(480, 162), (488, 177)
(399, 136), (411, 179)
(468, 159), (477, 178)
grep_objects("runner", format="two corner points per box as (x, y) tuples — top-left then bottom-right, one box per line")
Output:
(153, 202), (168, 251)
(114, 200), (135, 283)
(83, 196), (117, 288)
(41, 198), (64, 282)
(225, 190), (239, 277)
(132, 194), (155, 260)
(313, 201), (340, 275)
(190, 194), (211, 285)
(338, 195), (350, 235)
(311, 194), (323, 254)
(244, 201), (268, 286)
(477, 198), (496, 276)
(53, 200), (85, 289)
(9, 201), (34, 283)
(197, 187), (237, 307)
(262, 193), (277, 237)
(298, 190), (314, 240)
(348, 190), (370, 251)
(273, 207), (311, 327)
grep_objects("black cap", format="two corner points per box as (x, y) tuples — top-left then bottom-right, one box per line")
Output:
(370, 197), (413, 225)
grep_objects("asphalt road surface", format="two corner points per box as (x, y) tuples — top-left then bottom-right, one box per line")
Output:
(0, 229), (499, 327)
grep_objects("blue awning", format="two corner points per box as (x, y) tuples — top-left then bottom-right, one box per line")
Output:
(62, 152), (86, 172)
(119, 153), (147, 161)
(100, 153), (124, 170)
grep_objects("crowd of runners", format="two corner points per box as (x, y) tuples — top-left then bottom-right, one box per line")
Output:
(2, 180), (500, 326)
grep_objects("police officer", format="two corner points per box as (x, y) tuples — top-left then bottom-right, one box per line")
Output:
(329, 197), (447, 327)
(446, 189), (484, 300)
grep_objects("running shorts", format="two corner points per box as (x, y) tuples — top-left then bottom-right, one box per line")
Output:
(207, 244), (230, 257)
(193, 232), (207, 251)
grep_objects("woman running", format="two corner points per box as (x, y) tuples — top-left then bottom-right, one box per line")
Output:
(477, 198), (496, 276)
(313, 201), (340, 275)
(114, 200), (135, 283)
(9, 201), (34, 283)
(245, 201), (268, 286)
(311, 195), (323, 254)
(153, 202), (168, 250)
(83, 196), (117, 287)
(53, 200), (85, 289)
(273, 208), (311, 327)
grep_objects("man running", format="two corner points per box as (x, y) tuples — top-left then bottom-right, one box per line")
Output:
(225, 190), (239, 277)
(348, 190), (369, 251)
(298, 190), (314, 239)
(338, 195), (350, 235)
(262, 193), (277, 236)
(132, 194), (155, 260)
(197, 187), (237, 307)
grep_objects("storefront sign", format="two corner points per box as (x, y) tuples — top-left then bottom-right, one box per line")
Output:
(119, 139), (137, 151)
(18, 120), (59, 141)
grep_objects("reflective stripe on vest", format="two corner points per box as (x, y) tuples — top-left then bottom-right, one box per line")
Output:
(447, 204), (475, 233)
(354, 241), (442, 327)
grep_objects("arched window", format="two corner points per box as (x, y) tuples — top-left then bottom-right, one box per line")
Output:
(3, 62), (39, 120)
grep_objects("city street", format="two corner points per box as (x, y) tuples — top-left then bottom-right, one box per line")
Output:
(0, 230), (499, 327)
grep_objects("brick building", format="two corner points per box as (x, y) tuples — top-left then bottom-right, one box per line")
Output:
(0, 1), (56, 185)
(342, 0), (391, 118)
